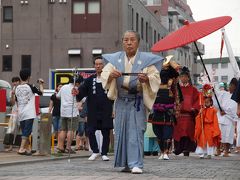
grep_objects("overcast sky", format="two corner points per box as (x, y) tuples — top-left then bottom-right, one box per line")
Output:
(187, 0), (240, 58)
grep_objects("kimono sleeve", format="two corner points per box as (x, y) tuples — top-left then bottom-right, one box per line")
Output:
(212, 108), (221, 137)
(194, 112), (202, 140)
(141, 65), (160, 110)
(101, 63), (118, 100)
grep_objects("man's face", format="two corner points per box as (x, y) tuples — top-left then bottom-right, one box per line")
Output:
(122, 32), (139, 57)
(94, 59), (104, 74)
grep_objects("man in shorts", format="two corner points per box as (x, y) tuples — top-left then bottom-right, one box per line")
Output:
(56, 76), (83, 153)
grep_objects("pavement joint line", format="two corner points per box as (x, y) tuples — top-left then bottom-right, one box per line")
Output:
(0, 154), (89, 167)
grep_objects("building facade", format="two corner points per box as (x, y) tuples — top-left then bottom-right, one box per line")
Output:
(0, 0), (200, 87)
(0, 0), (169, 86)
(197, 56), (240, 85)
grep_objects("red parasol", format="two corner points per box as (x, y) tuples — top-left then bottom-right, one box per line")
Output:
(151, 16), (232, 111)
(151, 16), (232, 52)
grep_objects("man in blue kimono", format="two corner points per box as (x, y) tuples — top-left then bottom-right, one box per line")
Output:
(101, 30), (163, 174)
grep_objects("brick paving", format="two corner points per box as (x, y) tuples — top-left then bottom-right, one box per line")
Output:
(0, 150), (239, 180)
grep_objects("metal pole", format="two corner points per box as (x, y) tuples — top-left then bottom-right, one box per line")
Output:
(194, 41), (223, 112)
(68, 68), (77, 163)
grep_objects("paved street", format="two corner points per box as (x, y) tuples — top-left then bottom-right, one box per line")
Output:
(0, 153), (239, 180)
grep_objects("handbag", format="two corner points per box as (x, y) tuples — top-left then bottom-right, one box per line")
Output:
(3, 133), (22, 146)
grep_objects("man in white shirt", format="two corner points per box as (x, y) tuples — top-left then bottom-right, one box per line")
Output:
(56, 76), (83, 153)
(15, 69), (43, 155)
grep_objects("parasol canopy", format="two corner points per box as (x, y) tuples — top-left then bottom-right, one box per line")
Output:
(151, 16), (232, 52)
(151, 16), (232, 112)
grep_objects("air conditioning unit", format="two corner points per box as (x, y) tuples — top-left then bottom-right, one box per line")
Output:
(24, 0), (28, 4)
(59, 0), (62, 3)
(20, 0), (24, 4)
(63, 0), (67, 3)
(49, 0), (55, 3)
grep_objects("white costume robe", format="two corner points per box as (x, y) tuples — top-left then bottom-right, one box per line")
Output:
(214, 90), (237, 144)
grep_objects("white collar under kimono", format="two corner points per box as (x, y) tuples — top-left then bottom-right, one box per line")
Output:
(122, 50), (138, 88)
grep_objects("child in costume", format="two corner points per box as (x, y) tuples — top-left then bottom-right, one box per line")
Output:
(195, 84), (221, 159)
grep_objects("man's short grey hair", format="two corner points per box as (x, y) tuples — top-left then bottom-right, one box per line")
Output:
(122, 30), (140, 43)
(93, 56), (105, 65)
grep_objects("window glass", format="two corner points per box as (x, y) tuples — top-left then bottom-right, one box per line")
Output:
(141, 17), (144, 39)
(146, 22), (148, 43)
(88, 1), (100, 14)
(153, 0), (161, 5)
(2, 55), (12, 71)
(154, 30), (156, 43)
(136, 13), (139, 32)
(3, 6), (13, 22)
(158, 33), (160, 40)
(213, 76), (218, 82)
(221, 63), (228, 69)
(21, 55), (31, 70)
(212, 64), (218, 69)
(73, 2), (85, 14)
(221, 76), (228, 83)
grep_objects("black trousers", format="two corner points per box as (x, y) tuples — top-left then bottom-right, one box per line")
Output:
(87, 126), (110, 155)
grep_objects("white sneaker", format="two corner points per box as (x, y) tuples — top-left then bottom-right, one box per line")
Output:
(101, 155), (110, 161)
(88, 153), (99, 161)
(131, 167), (143, 174)
(158, 154), (164, 160)
(163, 153), (169, 160)
(199, 154), (204, 159)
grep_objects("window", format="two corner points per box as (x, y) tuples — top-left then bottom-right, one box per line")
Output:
(73, 2), (85, 14)
(143, 0), (161, 5)
(154, 30), (157, 43)
(141, 0), (147, 5)
(136, 13), (139, 32)
(221, 76), (228, 83)
(213, 76), (218, 82)
(169, 18), (173, 32)
(88, 1), (100, 14)
(2, 55), (12, 71)
(158, 33), (160, 41)
(145, 22), (148, 43)
(21, 55), (31, 70)
(72, 0), (101, 33)
(221, 63), (228, 69)
(3, 6), (13, 22)
(131, 8), (134, 30)
(153, 0), (161, 5)
(141, 17), (144, 40)
(212, 64), (218, 69)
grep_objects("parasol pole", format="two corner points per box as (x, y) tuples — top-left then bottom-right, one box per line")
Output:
(199, 93), (205, 153)
(193, 42), (223, 112)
